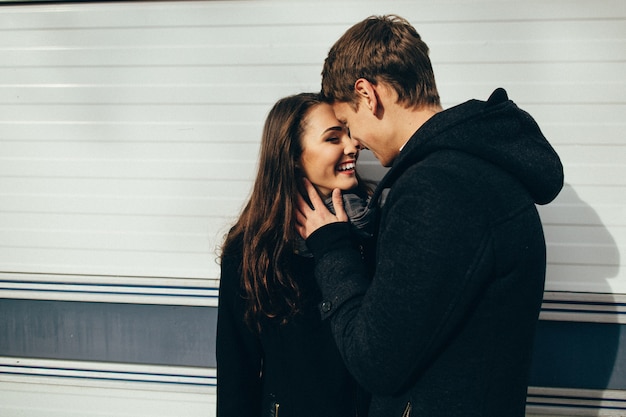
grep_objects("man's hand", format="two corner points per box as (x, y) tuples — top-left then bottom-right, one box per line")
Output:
(295, 178), (348, 239)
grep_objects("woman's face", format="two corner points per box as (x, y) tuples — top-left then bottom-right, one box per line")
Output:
(299, 103), (360, 198)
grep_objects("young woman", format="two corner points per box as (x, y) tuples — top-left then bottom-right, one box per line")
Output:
(216, 93), (372, 417)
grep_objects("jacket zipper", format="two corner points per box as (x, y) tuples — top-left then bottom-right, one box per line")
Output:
(269, 395), (279, 417)
(401, 401), (411, 417)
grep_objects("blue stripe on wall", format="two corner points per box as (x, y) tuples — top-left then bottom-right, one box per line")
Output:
(0, 299), (217, 367)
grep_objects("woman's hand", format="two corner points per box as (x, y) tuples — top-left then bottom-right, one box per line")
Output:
(295, 178), (347, 239)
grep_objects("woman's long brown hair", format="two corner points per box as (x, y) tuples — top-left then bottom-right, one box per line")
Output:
(220, 93), (369, 331)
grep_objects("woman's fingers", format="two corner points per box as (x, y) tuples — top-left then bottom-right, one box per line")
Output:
(295, 178), (347, 239)
(331, 188), (348, 222)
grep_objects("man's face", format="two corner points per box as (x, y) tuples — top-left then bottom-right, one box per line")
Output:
(332, 100), (397, 167)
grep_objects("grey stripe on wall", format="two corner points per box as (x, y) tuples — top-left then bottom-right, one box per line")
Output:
(530, 319), (626, 390)
(3, 296), (626, 391)
(0, 298), (217, 368)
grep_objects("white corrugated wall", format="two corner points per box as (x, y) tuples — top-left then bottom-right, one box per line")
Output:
(0, 1), (624, 415)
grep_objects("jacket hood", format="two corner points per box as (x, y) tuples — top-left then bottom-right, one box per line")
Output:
(374, 88), (564, 206)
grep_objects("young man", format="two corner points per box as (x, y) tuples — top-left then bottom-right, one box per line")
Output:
(296, 15), (564, 417)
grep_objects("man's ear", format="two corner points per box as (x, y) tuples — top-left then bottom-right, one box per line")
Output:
(354, 78), (380, 116)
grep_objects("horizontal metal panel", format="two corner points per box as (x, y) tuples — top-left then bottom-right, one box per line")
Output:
(0, 248), (221, 279)
(0, 158), (256, 180)
(527, 387), (626, 416)
(1, 142), (262, 163)
(530, 319), (626, 390)
(2, 77), (623, 105)
(0, 65), (324, 87)
(0, 372), (214, 417)
(0, 122), (266, 142)
(0, 356), (215, 387)
(0, 299), (218, 366)
(2, 31), (622, 68)
(545, 264), (625, 294)
(540, 292), (626, 323)
(0, 273), (220, 305)
(1, 0), (622, 28)
(0, 177), (254, 199)
(0, 0), (623, 292)
(0, 212), (235, 235)
(0, 103), (273, 122)
(2, 62), (623, 87)
(539, 205), (625, 229)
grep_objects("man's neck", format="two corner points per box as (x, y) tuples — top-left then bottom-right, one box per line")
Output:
(396, 105), (443, 150)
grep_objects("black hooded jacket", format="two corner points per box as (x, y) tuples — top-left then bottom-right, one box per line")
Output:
(306, 89), (564, 417)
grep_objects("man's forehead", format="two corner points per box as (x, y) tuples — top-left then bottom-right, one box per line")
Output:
(331, 101), (354, 120)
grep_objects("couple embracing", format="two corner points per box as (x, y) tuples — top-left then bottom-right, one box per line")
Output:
(217, 15), (563, 417)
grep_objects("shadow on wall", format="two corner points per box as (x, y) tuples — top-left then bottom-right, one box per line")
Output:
(529, 183), (622, 409)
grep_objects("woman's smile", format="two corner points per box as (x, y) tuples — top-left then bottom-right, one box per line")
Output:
(336, 160), (356, 173)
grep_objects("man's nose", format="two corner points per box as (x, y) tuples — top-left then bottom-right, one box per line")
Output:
(345, 137), (361, 153)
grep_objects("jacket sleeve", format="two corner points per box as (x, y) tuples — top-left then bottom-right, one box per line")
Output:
(216, 252), (263, 417)
(306, 167), (495, 396)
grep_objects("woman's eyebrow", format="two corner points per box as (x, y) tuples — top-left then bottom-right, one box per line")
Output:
(322, 126), (343, 135)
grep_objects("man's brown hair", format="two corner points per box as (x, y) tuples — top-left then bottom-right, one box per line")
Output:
(321, 15), (440, 109)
